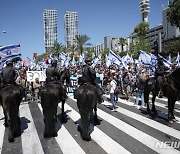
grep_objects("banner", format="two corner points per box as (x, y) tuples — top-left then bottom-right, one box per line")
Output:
(27, 71), (46, 82)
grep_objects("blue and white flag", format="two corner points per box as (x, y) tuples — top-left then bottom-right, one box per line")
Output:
(139, 50), (157, 67)
(121, 53), (132, 69)
(105, 54), (111, 68)
(71, 56), (76, 66)
(167, 54), (171, 63)
(0, 44), (21, 62)
(108, 50), (123, 68)
(176, 53), (180, 66)
(158, 54), (171, 69)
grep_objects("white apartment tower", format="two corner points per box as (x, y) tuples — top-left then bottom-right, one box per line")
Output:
(139, 0), (150, 22)
(43, 9), (58, 52)
(64, 11), (78, 47)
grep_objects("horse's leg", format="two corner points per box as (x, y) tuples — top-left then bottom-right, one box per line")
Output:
(168, 97), (176, 123)
(8, 122), (15, 142)
(61, 99), (66, 123)
(151, 92), (157, 115)
(81, 113), (91, 141)
(94, 103), (100, 125)
(3, 108), (9, 127)
(144, 90), (150, 114)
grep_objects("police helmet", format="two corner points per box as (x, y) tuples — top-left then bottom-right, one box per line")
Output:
(6, 60), (13, 66)
(85, 58), (92, 64)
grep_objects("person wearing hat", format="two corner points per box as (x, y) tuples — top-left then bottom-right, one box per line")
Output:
(80, 58), (96, 85)
(1, 60), (17, 86)
(46, 60), (60, 83)
(79, 58), (103, 102)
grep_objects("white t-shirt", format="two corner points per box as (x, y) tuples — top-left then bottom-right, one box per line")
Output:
(110, 80), (116, 93)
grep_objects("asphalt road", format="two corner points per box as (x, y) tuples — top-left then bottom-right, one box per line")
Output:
(0, 93), (180, 154)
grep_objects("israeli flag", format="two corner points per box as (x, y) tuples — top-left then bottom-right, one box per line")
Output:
(139, 50), (157, 67)
(163, 58), (171, 69)
(0, 44), (21, 62)
(71, 56), (76, 66)
(176, 53), (180, 66)
(109, 50), (123, 68)
(121, 53), (132, 69)
(167, 54), (171, 63)
(105, 54), (111, 68)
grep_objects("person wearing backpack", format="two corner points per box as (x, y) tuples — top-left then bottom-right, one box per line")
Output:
(122, 70), (131, 101)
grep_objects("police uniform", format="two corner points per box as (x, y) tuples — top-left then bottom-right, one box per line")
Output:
(46, 60), (60, 83)
(155, 57), (168, 95)
(1, 61), (16, 85)
(80, 58), (104, 102)
(81, 58), (96, 85)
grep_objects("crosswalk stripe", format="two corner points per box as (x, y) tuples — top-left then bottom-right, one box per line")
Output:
(60, 100), (131, 154)
(105, 94), (180, 123)
(149, 95), (180, 106)
(37, 103), (86, 154)
(70, 96), (180, 154)
(131, 96), (180, 114)
(0, 106), (5, 154)
(20, 103), (44, 154)
(102, 100), (180, 140)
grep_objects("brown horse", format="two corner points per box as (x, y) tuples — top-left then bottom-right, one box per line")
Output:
(74, 83), (102, 141)
(0, 85), (23, 142)
(144, 68), (180, 123)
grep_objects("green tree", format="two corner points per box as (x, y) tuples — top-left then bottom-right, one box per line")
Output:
(101, 49), (109, 63)
(129, 37), (151, 59)
(75, 34), (91, 54)
(134, 21), (149, 38)
(131, 21), (151, 59)
(167, 0), (180, 28)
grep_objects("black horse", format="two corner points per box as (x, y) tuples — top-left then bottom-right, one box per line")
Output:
(144, 68), (180, 123)
(74, 83), (102, 141)
(40, 69), (70, 138)
(0, 85), (23, 142)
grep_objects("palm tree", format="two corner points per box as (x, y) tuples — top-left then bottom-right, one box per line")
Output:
(119, 37), (126, 52)
(51, 42), (63, 60)
(75, 34), (91, 54)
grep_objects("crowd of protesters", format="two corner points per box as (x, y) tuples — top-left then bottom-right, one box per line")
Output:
(2, 58), (179, 111)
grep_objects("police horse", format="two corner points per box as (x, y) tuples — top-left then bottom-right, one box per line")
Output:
(40, 68), (70, 138)
(74, 83), (103, 141)
(144, 68), (180, 123)
(0, 85), (23, 142)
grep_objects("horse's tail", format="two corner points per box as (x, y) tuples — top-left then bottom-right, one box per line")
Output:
(7, 89), (18, 126)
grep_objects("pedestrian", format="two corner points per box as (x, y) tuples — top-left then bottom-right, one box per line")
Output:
(109, 75), (118, 111)
(135, 69), (148, 108)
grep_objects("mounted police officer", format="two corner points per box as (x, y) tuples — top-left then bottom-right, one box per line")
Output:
(80, 58), (96, 85)
(79, 58), (104, 102)
(46, 60), (60, 83)
(155, 57), (169, 97)
(45, 59), (67, 100)
(1, 60), (17, 86)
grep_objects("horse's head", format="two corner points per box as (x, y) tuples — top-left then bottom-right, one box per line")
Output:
(60, 68), (70, 84)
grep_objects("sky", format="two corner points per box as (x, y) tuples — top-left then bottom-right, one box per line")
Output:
(0, 0), (169, 60)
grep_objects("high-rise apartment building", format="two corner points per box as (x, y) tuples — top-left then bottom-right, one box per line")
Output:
(43, 9), (58, 52)
(64, 11), (78, 47)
